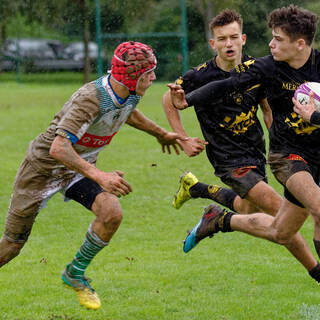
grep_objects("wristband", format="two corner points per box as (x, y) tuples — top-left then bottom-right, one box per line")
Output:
(56, 129), (79, 144)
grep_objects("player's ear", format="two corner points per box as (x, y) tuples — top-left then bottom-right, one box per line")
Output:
(209, 39), (215, 51)
(296, 38), (306, 51)
(242, 34), (247, 46)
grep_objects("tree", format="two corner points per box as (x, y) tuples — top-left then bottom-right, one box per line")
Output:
(0, 0), (20, 45)
(191, 0), (242, 44)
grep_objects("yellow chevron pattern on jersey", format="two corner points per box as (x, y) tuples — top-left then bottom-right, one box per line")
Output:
(220, 106), (257, 135)
(196, 62), (207, 71)
(235, 59), (255, 73)
(285, 112), (318, 135)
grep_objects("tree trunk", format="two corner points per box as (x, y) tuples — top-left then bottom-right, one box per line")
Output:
(1, 17), (6, 46)
(193, 0), (215, 51)
(0, 5), (7, 46)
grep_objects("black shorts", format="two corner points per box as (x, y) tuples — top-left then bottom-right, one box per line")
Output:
(268, 152), (320, 208)
(214, 164), (267, 198)
(65, 177), (104, 210)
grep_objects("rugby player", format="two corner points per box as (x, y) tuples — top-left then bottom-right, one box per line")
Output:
(163, 9), (276, 215)
(0, 41), (184, 310)
(169, 5), (320, 284)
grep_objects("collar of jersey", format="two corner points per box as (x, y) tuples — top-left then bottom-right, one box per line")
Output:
(106, 75), (129, 106)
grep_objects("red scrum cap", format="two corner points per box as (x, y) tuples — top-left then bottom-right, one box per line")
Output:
(111, 41), (157, 92)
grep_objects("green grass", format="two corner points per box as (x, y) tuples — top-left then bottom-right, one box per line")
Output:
(0, 76), (319, 319)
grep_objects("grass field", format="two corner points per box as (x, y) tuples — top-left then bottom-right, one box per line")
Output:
(0, 74), (320, 320)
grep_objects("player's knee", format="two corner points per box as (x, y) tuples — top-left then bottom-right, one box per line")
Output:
(272, 229), (292, 245)
(310, 211), (320, 226)
(94, 194), (123, 229)
(104, 207), (123, 228)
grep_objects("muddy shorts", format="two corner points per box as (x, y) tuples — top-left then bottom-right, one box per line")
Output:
(268, 152), (319, 208)
(4, 158), (103, 243)
(214, 163), (267, 198)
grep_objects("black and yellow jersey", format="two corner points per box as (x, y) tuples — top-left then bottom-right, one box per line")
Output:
(177, 55), (266, 170)
(186, 50), (320, 165)
(233, 51), (320, 165)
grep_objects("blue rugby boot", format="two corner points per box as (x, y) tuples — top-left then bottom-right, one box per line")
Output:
(183, 204), (230, 253)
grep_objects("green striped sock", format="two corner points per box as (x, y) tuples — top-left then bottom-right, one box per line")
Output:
(68, 224), (109, 278)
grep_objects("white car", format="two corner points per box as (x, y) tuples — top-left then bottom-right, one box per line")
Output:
(63, 42), (106, 62)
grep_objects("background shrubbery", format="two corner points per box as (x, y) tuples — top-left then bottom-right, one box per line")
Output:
(1, 0), (319, 81)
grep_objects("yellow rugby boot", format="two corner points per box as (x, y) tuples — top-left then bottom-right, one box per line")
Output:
(62, 265), (101, 310)
(173, 171), (199, 209)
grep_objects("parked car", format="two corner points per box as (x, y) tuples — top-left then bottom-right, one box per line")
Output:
(0, 38), (84, 72)
(63, 41), (106, 62)
(63, 41), (108, 71)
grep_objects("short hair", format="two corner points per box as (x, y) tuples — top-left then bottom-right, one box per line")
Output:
(267, 4), (319, 45)
(209, 9), (243, 37)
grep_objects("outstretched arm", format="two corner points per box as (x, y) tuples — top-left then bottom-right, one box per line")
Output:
(50, 135), (132, 197)
(125, 109), (186, 154)
(168, 78), (235, 109)
(162, 90), (207, 157)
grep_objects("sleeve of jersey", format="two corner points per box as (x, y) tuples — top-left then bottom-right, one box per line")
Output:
(56, 87), (100, 140)
(175, 69), (197, 94)
(185, 77), (235, 107)
(56, 130), (79, 144)
(185, 58), (267, 107)
(310, 111), (320, 125)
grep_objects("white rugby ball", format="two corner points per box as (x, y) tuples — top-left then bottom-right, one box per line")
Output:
(294, 82), (320, 112)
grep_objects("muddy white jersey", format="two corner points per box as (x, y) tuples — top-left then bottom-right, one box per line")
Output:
(26, 75), (140, 178)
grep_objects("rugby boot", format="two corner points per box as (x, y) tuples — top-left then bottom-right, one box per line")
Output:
(183, 203), (228, 253)
(173, 171), (199, 209)
(62, 264), (101, 310)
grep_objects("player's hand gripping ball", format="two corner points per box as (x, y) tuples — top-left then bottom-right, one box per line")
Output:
(294, 82), (320, 112)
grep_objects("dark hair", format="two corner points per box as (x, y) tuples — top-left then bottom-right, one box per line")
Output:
(209, 9), (243, 37)
(267, 4), (319, 45)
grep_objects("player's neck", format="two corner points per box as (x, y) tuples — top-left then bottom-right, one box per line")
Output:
(109, 76), (130, 99)
(287, 47), (312, 69)
(216, 55), (242, 72)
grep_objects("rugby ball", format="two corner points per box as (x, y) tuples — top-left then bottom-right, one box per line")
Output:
(294, 82), (320, 112)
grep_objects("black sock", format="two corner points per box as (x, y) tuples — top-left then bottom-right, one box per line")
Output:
(309, 263), (320, 283)
(218, 211), (235, 232)
(313, 239), (320, 259)
(189, 182), (207, 198)
(190, 182), (237, 211)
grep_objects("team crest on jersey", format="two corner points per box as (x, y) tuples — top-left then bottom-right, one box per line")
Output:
(232, 93), (243, 105)
(285, 112), (318, 135)
(220, 106), (257, 134)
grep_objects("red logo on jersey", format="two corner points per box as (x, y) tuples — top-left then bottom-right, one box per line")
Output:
(285, 154), (308, 164)
(232, 166), (256, 178)
(76, 132), (117, 148)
